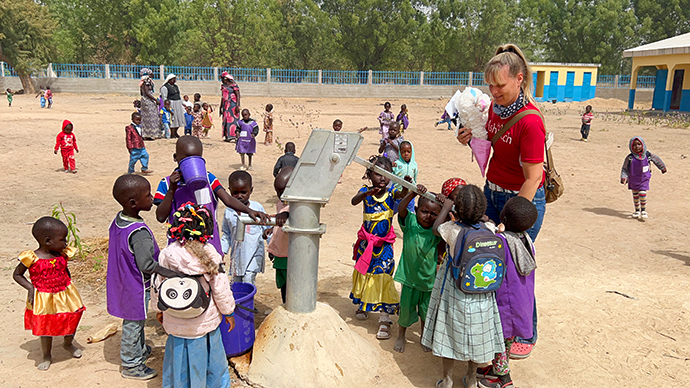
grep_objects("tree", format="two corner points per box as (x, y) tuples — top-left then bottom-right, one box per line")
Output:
(0, 0), (57, 93)
(634, 0), (690, 45)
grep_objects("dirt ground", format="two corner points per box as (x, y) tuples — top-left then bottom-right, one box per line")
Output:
(0, 92), (688, 388)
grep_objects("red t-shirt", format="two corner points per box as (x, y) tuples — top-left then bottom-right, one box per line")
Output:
(485, 103), (545, 191)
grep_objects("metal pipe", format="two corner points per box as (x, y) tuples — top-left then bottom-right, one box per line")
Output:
(235, 216), (277, 241)
(353, 156), (441, 204)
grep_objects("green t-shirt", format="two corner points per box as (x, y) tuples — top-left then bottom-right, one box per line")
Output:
(394, 212), (441, 292)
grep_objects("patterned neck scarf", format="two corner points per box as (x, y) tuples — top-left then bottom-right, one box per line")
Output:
(493, 89), (526, 119)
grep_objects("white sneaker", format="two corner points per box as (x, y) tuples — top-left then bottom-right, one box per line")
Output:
(640, 211), (648, 219)
(631, 211), (641, 219)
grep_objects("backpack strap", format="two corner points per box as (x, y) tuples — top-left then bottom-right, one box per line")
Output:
(492, 110), (545, 145)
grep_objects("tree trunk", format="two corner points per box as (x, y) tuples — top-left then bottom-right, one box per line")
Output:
(18, 72), (36, 94)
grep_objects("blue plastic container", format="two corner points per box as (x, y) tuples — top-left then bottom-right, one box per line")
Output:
(220, 282), (257, 357)
(178, 156), (208, 190)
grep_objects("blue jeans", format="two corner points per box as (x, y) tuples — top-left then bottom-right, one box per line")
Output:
(484, 183), (545, 345)
(121, 290), (150, 367)
(162, 122), (171, 138)
(128, 148), (150, 174)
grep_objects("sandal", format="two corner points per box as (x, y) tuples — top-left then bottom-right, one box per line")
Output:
(376, 322), (391, 340)
(476, 365), (498, 379)
(355, 310), (368, 320)
(478, 377), (514, 388)
(509, 342), (533, 360)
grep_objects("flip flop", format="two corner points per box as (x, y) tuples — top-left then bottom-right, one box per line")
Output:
(376, 323), (391, 340)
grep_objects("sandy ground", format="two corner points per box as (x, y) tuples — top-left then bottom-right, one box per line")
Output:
(0, 92), (689, 388)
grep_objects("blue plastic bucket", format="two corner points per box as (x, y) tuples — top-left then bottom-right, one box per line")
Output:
(178, 156), (208, 190)
(220, 282), (257, 357)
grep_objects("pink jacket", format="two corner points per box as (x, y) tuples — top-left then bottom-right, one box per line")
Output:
(151, 242), (236, 339)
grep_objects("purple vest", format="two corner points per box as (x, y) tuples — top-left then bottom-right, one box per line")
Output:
(165, 176), (223, 254)
(107, 215), (160, 321)
(628, 156), (651, 191)
(495, 234), (535, 339)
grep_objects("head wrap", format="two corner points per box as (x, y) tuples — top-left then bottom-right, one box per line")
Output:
(441, 178), (467, 198)
(140, 68), (152, 77)
(164, 73), (176, 84)
(221, 71), (234, 81)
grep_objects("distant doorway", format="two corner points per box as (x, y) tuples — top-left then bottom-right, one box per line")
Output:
(670, 69), (684, 110)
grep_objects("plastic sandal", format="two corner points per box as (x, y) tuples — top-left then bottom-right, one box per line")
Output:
(376, 323), (391, 340)
(355, 310), (368, 320)
(509, 342), (533, 359)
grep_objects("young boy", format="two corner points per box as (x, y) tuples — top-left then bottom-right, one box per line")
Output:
(154, 136), (266, 255)
(220, 170), (270, 285)
(264, 166), (293, 303)
(272, 142), (299, 177)
(478, 196), (538, 388)
(107, 174), (177, 380)
(125, 112), (153, 175)
(393, 186), (443, 353)
(333, 119), (343, 132)
(378, 121), (404, 164)
(54, 120), (79, 173)
(263, 104), (274, 145)
(620, 136), (667, 220)
(182, 94), (193, 109)
(183, 105), (194, 136)
(160, 100), (173, 139)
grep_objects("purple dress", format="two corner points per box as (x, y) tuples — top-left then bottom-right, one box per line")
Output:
(236, 119), (258, 154)
(495, 234), (535, 339)
(107, 215), (160, 321)
(628, 157), (651, 191)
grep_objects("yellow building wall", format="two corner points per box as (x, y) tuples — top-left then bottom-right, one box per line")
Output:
(531, 65), (600, 86)
(631, 53), (690, 90)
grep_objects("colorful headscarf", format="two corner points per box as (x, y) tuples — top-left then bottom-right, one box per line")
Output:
(441, 177), (467, 198)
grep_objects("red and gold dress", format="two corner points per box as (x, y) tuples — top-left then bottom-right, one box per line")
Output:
(20, 248), (85, 336)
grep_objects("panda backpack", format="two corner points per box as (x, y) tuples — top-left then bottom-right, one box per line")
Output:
(452, 223), (506, 294)
(154, 263), (224, 319)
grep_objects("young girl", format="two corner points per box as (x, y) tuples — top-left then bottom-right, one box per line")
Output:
(152, 203), (235, 388)
(263, 104), (274, 145)
(45, 86), (53, 109)
(201, 102), (214, 137)
(350, 156), (408, 340)
(6, 88), (13, 107)
(580, 105), (593, 141)
(54, 120), (79, 173)
(396, 104), (409, 132)
(378, 121), (404, 164)
(378, 102), (395, 140)
(236, 108), (259, 170)
(620, 136), (667, 220)
(393, 140), (418, 212)
(423, 185), (505, 388)
(13, 216), (85, 371)
(191, 103), (204, 138)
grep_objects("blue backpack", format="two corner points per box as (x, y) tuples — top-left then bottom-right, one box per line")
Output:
(451, 223), (506, 294)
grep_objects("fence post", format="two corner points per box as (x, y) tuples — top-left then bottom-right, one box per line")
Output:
(614, 75), (619, 89)
(160, 65), (165, 80)
(214, 67), (218, 81)
(368, 70), (372, 85)
(105, 64), (110, 79)
(267, 68), (271, 83)
(420, 71), (424, 86)
(1, 62), (4, 77)
(318, 69), (322, 85)
(468, 72), (473, 86)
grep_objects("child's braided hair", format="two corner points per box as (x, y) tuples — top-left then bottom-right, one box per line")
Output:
(363, 155), (393, 180)
(167, 202), (218, 275)
(454, 184), (487, 225)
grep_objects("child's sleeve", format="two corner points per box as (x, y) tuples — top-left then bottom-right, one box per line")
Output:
(73, 134), (78, 152)
(620, 156), (630, 179)
(220, 209), (236, 255)
(207, 251), (236, 316)
(648, 152), (667, 172)
(153, 178), (169, 205)
(18, 251), (37, 269)
(55, 133), (62, 151)
(130, 228), (159, 276)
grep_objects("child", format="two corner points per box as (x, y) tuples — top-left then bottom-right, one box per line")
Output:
(184, 106), (194, 136)
(378, 101), (395, 140)
(477, 196), (538, 388)
(45, 86), (53, 109)
(202, 102), (214, 137)
(333, 119), (343, 132)
(263, 104), (274, 145)
(580, 105), (593, 141)
(220, 171), (270, 285)
(54, 120), (79, 173)
(393, 140), (418, 212)
(265, 166), (293, 303)
(6, 88), (13, 107)
(125, 112), (153, 175)
(191, 103), (204, 138)
(620, 136), (667, 220)
(272, 142), (299, 177)
(13, 216), (85, 371)
(397, 104), (409, 132)
(435, 111), (455, 130)
(350, 155), (408, 340)
(393, 186), (443, 353)
(423, 184), (505, 388)
(378, 121), (404, 164)
(193, 93), (202, 106)
(108, 174), (177, 380)
(182, 94), (193, 109)
(36, 86), (46, 108)
(236, 108), (259, 170)
(151, 203), (236, 388)
(160, 99), (173, 139)
(154, 136), (266, 256)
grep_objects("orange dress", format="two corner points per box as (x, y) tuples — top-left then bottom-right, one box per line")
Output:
(20, 248), (85, 336)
